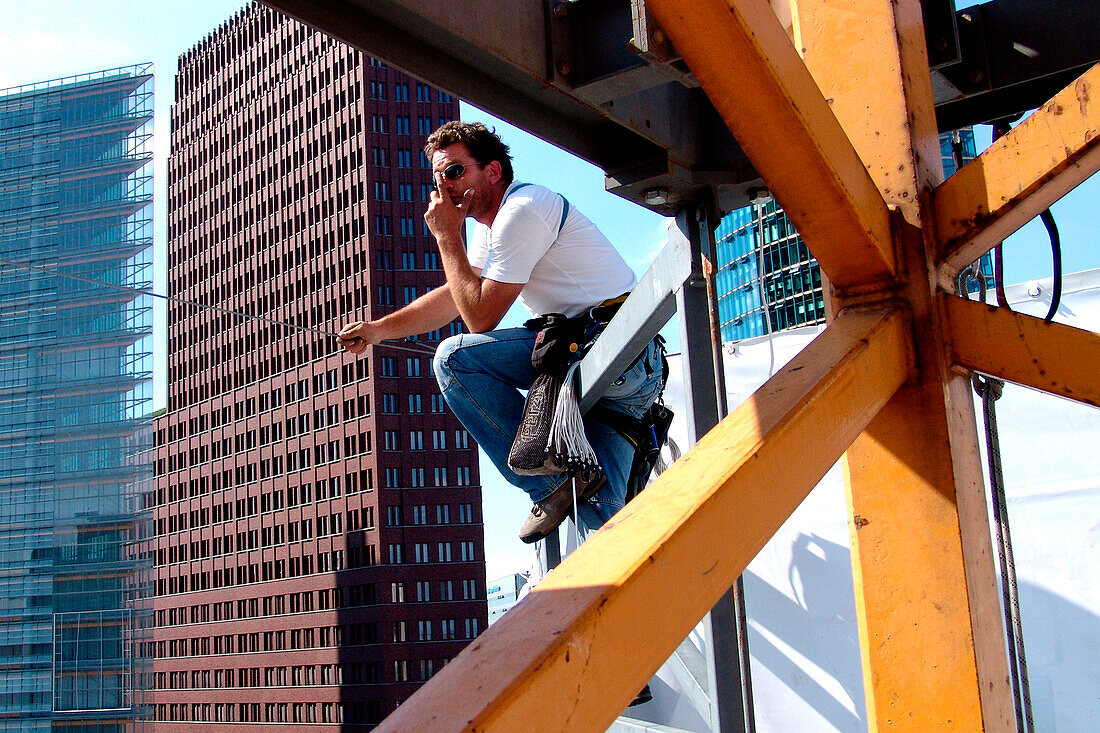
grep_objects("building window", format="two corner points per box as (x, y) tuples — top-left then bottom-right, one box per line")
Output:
(464, 618), (480, 638)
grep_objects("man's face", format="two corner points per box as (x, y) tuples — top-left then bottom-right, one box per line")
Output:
(431, 143), (495, 219)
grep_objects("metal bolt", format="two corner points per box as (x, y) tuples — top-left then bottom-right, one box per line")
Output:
(557, 61), (571, 77)
(553, 2), (568, 19)
(644, 188), (669, 206)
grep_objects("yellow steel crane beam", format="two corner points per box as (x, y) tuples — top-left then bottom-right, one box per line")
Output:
(789, 0), (1016, 727)
(934, 64), (1100, 287)
(636, 0), (896, 291)
(942, 294), (1100, 407)
(377, 306), (911, 733)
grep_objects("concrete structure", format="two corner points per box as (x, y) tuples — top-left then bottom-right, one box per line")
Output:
(0, 65), (155, 731)
(149, 4), (485, 727)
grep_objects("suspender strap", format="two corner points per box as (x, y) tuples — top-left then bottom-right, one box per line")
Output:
(504, 182), (570, 234)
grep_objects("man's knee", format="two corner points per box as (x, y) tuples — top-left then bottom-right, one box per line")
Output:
(433, 334), (464, 388)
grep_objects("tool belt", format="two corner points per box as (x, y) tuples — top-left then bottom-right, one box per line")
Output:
(507, 293), (674, 490)
(525, 293), (630, 377)
(507, 294), (629, 477)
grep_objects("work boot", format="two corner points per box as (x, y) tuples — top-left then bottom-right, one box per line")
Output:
(518, 473), (605, 544)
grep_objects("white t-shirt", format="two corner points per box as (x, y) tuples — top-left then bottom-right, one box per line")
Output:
(467, 182), (637, 318)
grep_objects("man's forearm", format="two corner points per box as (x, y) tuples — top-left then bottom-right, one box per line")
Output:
(373, 285), (459, 340)
(436, 232), (485, 320)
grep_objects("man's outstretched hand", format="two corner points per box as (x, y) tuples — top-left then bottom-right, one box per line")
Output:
(337, 320), (381, 354)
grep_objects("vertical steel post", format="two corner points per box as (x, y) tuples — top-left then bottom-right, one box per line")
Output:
(675, 204), (753, 733)
(789, 0), (1016, 728)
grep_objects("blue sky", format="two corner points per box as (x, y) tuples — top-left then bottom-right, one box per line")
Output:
(5, 0), (1097, 577)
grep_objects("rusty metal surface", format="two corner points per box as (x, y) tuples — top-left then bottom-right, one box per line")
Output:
(943, 294), (1100, 407)
(934, 64), (1100, 287)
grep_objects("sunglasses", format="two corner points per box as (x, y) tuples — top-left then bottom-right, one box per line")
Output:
(438, 162), (487, 181)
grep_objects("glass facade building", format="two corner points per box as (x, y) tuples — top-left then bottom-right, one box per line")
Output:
(0, 66), (155, 730)
(715, 128), (988, 341)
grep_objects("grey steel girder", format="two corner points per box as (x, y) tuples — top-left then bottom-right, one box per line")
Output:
(262, 0), (757, 215)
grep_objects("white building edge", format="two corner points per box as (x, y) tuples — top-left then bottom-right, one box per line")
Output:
(535, 269), (1099, 732)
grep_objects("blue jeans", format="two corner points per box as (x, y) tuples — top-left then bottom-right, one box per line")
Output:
(434, 327), (664, 532)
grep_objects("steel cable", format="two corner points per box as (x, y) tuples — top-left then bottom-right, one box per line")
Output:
(972, 374), (1034, 733)
(0, 256), (438, 357)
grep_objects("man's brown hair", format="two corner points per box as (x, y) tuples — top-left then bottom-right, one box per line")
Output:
(425, 121), (514, 183)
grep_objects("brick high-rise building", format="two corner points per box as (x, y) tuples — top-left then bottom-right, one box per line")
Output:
(150, 4), (485, 728)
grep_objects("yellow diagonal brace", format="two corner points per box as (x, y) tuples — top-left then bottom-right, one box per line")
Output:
(934, 64), (1100, 285)
(376, 307), (912, 733)
(646, 0), (895, 291)
(942, 294), (1100, 407)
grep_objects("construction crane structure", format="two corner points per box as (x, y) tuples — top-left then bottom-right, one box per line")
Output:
(263, 0), (1099, 730)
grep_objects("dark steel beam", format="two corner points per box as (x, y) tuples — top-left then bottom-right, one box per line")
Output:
(264, 0), (1100, 204)
(933, 0), (1100, 130)
(262, 0), (757, 214)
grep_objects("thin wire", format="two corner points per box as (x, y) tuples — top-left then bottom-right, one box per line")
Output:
(1039, 209), (1063, 322)
(756, 201), (776, 378)
(973, 375), (1034, 733)
(0, 256), (438, 356)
